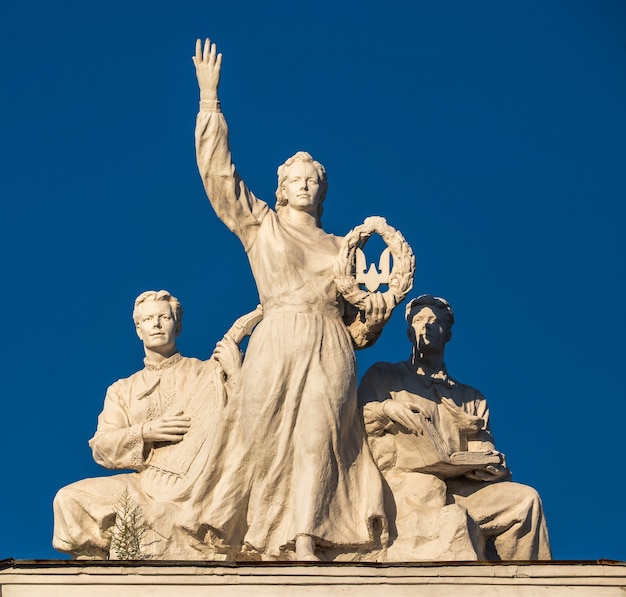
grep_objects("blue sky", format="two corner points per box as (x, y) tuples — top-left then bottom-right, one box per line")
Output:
(1, 0), (625, 560)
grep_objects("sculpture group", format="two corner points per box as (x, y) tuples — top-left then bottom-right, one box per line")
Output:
(53, 39), (551, 562)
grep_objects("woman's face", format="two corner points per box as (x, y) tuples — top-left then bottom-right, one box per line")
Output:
(282, 161), (323, 214)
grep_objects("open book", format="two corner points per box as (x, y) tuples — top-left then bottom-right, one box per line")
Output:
(393, 409), (502, 477)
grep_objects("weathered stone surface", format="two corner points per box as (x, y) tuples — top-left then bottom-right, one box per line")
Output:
(2, 561), (625, 597)
(51, 39), (550, 565)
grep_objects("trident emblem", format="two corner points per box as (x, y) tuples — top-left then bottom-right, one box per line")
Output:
(336, 216), (414, 309)
(355, 247), (391, 293)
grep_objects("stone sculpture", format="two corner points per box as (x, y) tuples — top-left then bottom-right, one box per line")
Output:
(53, 290), (258, 559)
(359, 295), (552, 560)
(182, 39), (410, 561)
(52, 37), (551, 564)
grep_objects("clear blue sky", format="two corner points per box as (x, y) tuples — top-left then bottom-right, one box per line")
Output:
(1, 0), (625, 560)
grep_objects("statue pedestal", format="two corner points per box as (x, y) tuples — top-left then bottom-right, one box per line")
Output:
(1, 560), (624, 596)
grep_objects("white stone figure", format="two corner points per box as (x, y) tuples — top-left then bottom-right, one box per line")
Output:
(53, 290), (254, 559)
(186, 39), (397, 561)
(359, 295), (552, 561)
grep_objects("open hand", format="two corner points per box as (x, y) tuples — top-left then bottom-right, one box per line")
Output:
(193, 38), (222, 100)
(440, 397), (484, 434)
(382, 400), (423, 435)
(142, 415), (191, 443)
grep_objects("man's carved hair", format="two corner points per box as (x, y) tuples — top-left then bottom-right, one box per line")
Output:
(133, 290), (183, 325)
(405, 294), (454, 330)
(275, 151), (328, 224)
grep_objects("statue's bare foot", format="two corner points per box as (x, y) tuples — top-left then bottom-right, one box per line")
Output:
(295, 535), (319, 561)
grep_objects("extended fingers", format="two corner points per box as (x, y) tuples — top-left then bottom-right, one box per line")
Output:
(153, 434), (186, 443)
(161, 426), (190, 433)
(143, 418), (190, 442)
(160, 415), (190, 423)
(398, 414), (421, 433)
(386, 404), (421, 433)
(194, 38), (221, 65)
(202, 38), (211, 61)
(165, 420), (191, 429)
(154, 418), (190, 431)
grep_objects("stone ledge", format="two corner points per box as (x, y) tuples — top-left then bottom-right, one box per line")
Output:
(1, 560), (624, 596)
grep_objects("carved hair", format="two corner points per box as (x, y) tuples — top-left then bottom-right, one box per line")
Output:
(405, 294), (454, 330)
(133, 290), (183, 325)
(275, 151), (328, 225)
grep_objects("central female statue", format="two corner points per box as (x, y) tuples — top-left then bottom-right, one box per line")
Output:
(190, 39), (393, 561)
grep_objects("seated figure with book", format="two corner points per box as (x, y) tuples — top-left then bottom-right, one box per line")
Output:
(359, 294), (551, 561)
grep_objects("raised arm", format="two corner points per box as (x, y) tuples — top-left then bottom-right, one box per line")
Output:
(193, 39), (268, 249)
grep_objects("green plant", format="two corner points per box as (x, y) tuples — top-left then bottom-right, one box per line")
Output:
(107, 489), (151, 560)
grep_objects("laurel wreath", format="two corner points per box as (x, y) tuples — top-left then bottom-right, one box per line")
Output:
(335, 216), (415, 309)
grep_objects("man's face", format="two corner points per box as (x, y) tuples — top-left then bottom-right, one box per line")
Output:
(409, 306), (450, 353)
(135, 301), (179, 354)
(282, 162), (323, 214)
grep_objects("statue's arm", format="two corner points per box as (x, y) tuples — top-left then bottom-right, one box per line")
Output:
(194, 39), (269, 248)
(359, 366), (391, 436)
(88, 384), (147, 471)
(359, 365), (422, 436)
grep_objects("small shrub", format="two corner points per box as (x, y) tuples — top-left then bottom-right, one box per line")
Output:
(107, 489), (151, 560)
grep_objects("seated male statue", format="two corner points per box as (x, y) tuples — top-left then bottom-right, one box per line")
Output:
(53, 290), (255, 559)
(359, 294), (551, 561)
